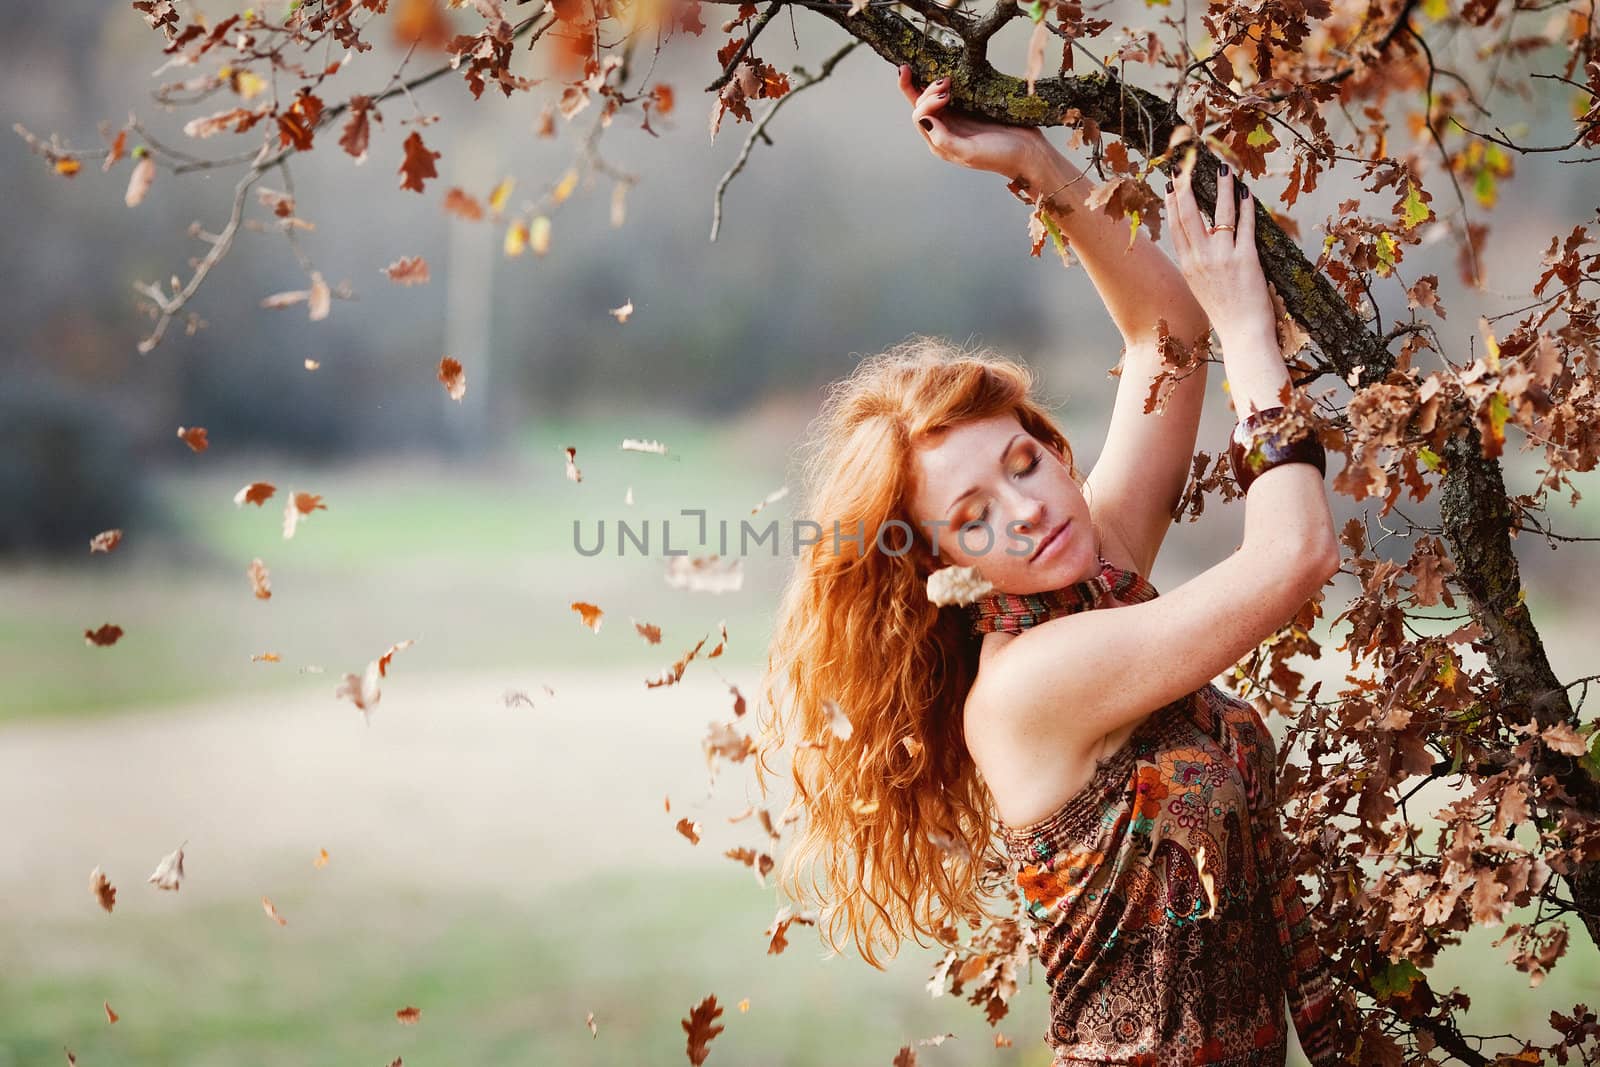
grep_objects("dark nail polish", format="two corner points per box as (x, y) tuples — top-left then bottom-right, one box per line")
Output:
(1219, 162), (1230, 177)
(920, 118), (933, 131)
(1165, 180), (1174, 193)
(1238, 183), (1249, 199)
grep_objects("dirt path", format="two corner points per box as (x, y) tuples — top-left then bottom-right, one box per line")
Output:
(2, 668), (778, 919)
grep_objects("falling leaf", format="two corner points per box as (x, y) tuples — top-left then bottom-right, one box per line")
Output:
(307, 271), (331, 321)
(1024, 18), (1048, 95)
(488, 176), (514, 217)
(737, 998), (749, 1012)
(335, 659), (382, 717)
(248, 558), (272, 600)
(234, 482), (276, 507)
(396, 1005), (421, 1024)
(55, 157), (82, 177)
(262, 895), (288, 925)
(632, 619), (663, 644)
(683, 995), (725, 1066)
(620, 437), (666, 454)
(438, 356), (466, 400)
(103, 128), (128, 170)
(707, 620), (729, 658)
(530, 214), (551, 256)
(749, 485), (788, 515)
(504, 219), (529, 256)
(89, 529), (123, 553)
(176, 425), (209, 452)
(147, 841), (187, 891)
(443, 187), (484, 221)
(610, 182), (628, 227)
(90, 866), (117, 912)
(377, 638), (414, 677)
(571, 601), (604, 632)
(893, 1047), (918, 1067)
(65, 1049), (76, 1066)
(104, 1000), (119, 1023)
(85, 624), (124, 647)
(728, 684), (747, 718)
(676, 817), (703, 844)
(304, 358), (320, 370)
(251, 652), (281, 662)
(382, 255), (431, 285)
(917, 1033), (956, 1047)
(282, 490), (327, 539)
(563, 446), (582, 482)
(647, 633), (709, 688)
(663, 554), (742, 593)
(926, 565), (993, 606)
(314, 848), (330, 869)
(823, 698), (854, 741)
(398, 131), (441, 193)
(624, 486), (633, 505)
(552, 168), (579, 204)
(994, 1034), (1013, 1048)
(585, 1011), (598, 1037)
(609, 299), (634, 323)
(125, 155), (156, 207)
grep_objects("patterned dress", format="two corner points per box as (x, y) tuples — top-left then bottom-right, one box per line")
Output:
(985, 559), (1347, 1066)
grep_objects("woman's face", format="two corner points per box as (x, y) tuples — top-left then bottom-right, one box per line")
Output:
(907, 412), (1096, 595)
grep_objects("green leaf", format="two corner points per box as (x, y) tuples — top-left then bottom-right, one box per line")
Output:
(1246, 123), (1275, 147)
(1474, 168), (1497, 208)
(1581, 723), (1600, 781)
(1421, 0), (1449, 16)
(1021, 0), (1046, 21)
(1489, 390), (1510, 444)
(1418, 446), (1442, 472)
(1041, 209), (1067, 252)
(1401, 183), (1432, 229)
(1373, 958), (1424, 999)
(1375, 231), (1399, 277)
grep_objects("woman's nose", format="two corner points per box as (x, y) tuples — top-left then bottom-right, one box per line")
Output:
(1013, 493), (1046, 532)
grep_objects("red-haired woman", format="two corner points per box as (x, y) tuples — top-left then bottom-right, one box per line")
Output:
(754, 65), (1357, 1066)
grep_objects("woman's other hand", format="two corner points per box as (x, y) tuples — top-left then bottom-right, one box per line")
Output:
(1163, 159), (1275, 332)
(898, 64), (1050, 180)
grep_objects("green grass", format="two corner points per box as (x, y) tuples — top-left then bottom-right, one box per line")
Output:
(0, 869), (1055, 1067)
(0, 411), (801, 723)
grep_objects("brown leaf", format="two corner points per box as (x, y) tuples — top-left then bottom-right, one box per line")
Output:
(1540, 721), (1588, 755)
(682, 995), (725, 1065)
(248, 558), (272, 600)
(339, 95), (376, 161)
(563, 446), (582, 483)
(586, 1011), (598, 1037)
(314, 848), (330, 869)
(382, 255), (430, 285)
(89, 529), (123, 553)
(893, 1047), (918, 1067)
(104, 1000), (119, 1023)
(571, 601), (604, 632)
(85, 623), (124, 647)
(632, 618), (663, 644)
(307, 271), (331, 322)
(609, 299), (634, 323)
(234, 482), (276, 507)
(103, 128), (128, 171)
(146, 841), (187, 891)
(262, 895), (288, 925)
(437, 356), (466, 400)
(177, 425), (209, 452)
(443, 187), (484, 221)
(676, 817), (703, 844)
(398, 131), (441, 193)
(282, 490), (327, 539)
(396, 1004), (421, 1024)
(90, 866), (117, 912)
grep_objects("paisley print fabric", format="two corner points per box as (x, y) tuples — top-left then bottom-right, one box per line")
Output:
(992, 564), (1348, 1066)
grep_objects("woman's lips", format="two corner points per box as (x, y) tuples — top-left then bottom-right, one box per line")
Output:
(1031, 520), (1069, 561)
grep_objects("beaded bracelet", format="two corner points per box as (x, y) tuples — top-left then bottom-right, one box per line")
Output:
(1227, 405), (1327, 493)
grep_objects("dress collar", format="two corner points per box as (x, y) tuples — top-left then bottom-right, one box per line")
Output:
(965, 555), (1149, 636)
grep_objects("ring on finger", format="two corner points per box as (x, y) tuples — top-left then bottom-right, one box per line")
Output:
(1208, 223), (1236, 235)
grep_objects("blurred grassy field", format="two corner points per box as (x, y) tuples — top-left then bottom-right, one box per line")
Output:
(0, 408), (801, 722)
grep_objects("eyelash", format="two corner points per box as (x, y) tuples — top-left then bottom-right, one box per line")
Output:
(963, 453), (1041, 530)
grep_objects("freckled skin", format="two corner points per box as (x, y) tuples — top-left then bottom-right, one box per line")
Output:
(906, 411), (1100, 595)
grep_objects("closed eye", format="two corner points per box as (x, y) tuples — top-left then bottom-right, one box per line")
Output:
(961, 453), (1041, 530)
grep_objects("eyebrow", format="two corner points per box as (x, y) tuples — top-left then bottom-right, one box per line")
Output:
(943, 433), (1028, 519)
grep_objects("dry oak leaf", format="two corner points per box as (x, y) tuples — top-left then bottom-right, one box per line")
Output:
(234, 481), (276, 507)
(398, 131), (441, 193)
(682, 995), (725, 1066)
(563, 446), (582, 483)
(620, 437), (668, 454)
(609, 299), (634, 323)
(994, 1033), (1013, 1048)
(676, 817), (703, 845)
(530, 214), (551, 256)
(147, 841), (187, 891)
(282, 490), (327, 539)
(707, 619), (729, 658)
(64, 1048), (76, 1066)
(443, 187), (484, 221)
(250, 651), (281, 662)
(396, 1005), (421, 1024)
(314, 848), (330, 869)
(438, 356), (466, 400)
(177, 425), (209, 452)
(487, 176), (514, 217)
(586, 1011), (598, 1037)
(85, 623), (124, 647)
(1541, 721), (1589, 755)
(89, 529), (123, 553)
(248, 558), (272, 600)
(308, 271), (331, 321)
(647, 633), (709, 688)
(262, 895), (288, 925)
(663, 554), (742, 593)
(304, 358), (320, 371)
(104, 127), (128, 170)
(336, 660), (383, 717)
(90, 866), (117, 912)
(632, 618), (663, 644)
(382, 255), (430, 285)
(749, 485), (788, 515)
(504, 219), (529, 257)
(893, 1047), (917, 1067)
(571, 601), (604, 633)
(104, 1000), (119, 1023)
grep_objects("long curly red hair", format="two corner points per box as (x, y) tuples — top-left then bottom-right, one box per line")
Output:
(753, 335), (1087, 969)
